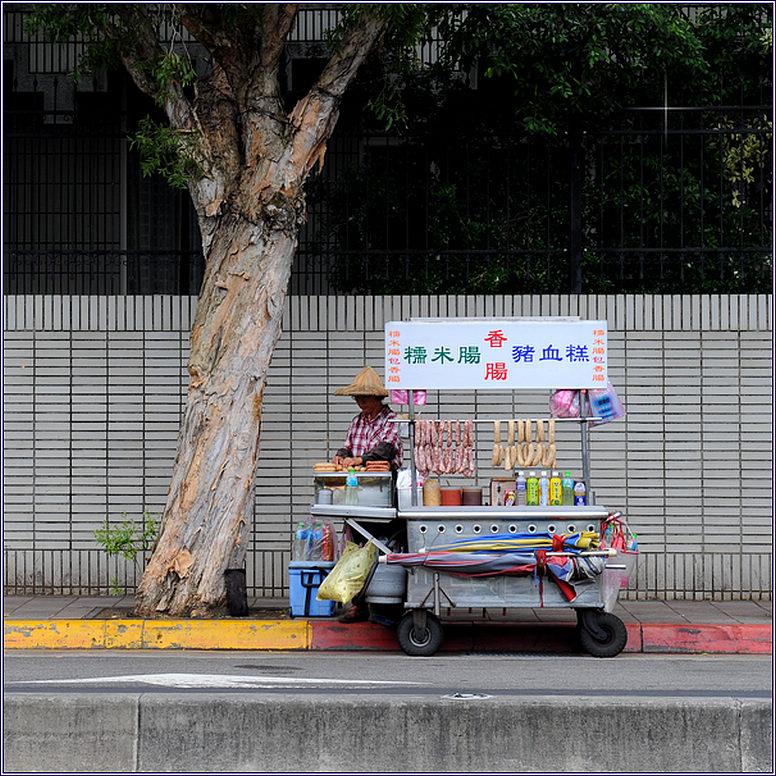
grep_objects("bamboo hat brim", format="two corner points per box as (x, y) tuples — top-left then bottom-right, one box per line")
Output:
(333, 366), (389, 397)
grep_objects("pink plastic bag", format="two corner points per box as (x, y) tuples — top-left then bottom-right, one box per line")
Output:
(549, 389), (581, 418)
(389, 389), (427, 406)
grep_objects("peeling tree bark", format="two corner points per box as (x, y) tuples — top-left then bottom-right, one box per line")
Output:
(136, 203), (302, 616)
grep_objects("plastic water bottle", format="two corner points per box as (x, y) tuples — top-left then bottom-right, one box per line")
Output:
(573, 479), (587, 506)
(539, 471), (550, 506)
(322, 523), (334, 561)
(549, 470), (562, 506)
(307, 522), (323, 560)
(345, 468), (359, 505)
(526, 471), (539, 506)
(562, 472), (574, 506)
(294, 522), (307, 560)
(515, 471), (527, 506)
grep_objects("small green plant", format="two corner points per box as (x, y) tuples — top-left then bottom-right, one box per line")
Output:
(108, 576), (125, 596)
(94, 511), (160, 595)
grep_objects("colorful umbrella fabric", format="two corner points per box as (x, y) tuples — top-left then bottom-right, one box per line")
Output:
(385, 549), (605, 581)
(419, 530), (600, 554)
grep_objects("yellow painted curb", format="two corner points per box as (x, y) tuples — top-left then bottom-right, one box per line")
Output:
(4, 619), (310, 651)
(4, 620), (108, 649)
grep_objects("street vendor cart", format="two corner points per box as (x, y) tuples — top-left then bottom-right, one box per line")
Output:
(310, 317), (637, 657)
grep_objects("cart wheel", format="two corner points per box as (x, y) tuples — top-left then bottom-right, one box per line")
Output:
(397, 611), (443, 657)
(577, 610), (627, 658)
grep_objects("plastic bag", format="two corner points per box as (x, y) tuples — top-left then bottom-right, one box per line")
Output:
(550, 389), (581, 418)
(316, 541), (377, 604)
(292, 518), (337, 562)
(588, 381), (626, 427)
(389, 389), (427, 406)
(600, 513), (639, 612)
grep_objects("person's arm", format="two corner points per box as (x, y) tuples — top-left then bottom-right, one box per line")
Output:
(332, 446), (353, 468)
(360, 441), (398, 463)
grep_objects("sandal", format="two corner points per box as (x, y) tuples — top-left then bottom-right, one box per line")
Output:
(337, 605), (368, 623)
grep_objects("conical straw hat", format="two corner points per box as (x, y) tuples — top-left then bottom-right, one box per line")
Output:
(333, 366), (388, 397)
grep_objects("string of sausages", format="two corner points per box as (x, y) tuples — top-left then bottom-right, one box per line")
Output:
(413, 419), (475, 478)
(491, 419), (557, 470)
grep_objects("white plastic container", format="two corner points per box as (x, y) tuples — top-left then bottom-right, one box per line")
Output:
(398, 485), (423, 510)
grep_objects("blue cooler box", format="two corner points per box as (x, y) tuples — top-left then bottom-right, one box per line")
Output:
(288, 561), (336, 617)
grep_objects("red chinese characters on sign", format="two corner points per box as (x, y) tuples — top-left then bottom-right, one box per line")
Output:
(591, 328), (606, 380)
(387, 330), (402, 382)
(485, 362), (508, 380)
(485, 330), (508, 347)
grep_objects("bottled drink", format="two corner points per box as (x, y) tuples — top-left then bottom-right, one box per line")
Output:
(345, 468), (359, 505)
(307, 522), (323, 560)
(294, 521), (307, 560)
(549, 470), (562, 506)
(515, 471), (527, 506)
(539, 471), (550, 506)
(562, 472), (575, 506)
(526, 471), (539, 506)
(322, 523), (334, 561)
(573, 479), (587, 506)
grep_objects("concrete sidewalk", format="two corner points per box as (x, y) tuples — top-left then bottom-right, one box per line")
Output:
(3, 594), (772, 654)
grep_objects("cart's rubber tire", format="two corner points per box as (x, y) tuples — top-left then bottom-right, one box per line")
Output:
(397, 611), (443, 657)
(578, 611), (627, 658)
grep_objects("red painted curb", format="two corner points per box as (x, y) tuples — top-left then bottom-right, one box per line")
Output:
(308, 620), (771, 654)
(641, 623), (772, 654)
(623, 622), (642, 652)
(310, 621), (400, 651)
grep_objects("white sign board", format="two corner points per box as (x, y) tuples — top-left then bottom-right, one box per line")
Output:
(385, 319), (607, 390)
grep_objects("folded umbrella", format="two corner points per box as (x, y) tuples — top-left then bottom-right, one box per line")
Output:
(419, 530), (600, 554)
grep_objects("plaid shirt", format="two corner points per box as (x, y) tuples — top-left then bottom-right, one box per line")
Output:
(337, 405), (403, 470)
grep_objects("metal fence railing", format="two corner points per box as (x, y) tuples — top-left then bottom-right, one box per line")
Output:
(5, 548), (771, 601)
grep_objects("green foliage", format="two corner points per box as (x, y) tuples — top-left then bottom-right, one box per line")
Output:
(94, 511), (160, 564)
(318, 3), (771, 294)
(28, 5), (201, 188)
(108, 577), (126, 597)
(129, 117), (201, 189)
(712, 114), (773, 208)
(152, 51), (197, 104)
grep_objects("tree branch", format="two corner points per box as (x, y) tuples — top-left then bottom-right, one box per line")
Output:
(280, 9), (388, 189)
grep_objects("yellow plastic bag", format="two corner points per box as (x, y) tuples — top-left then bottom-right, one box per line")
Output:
(316, 541), (377, 604)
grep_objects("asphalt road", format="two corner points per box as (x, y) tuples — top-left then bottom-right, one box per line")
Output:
(4, 650), (772, 700)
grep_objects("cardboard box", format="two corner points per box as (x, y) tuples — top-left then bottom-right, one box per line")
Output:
(490, 478), (515, 507)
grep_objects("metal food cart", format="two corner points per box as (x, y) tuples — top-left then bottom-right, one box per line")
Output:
(313, 317), (635, 657)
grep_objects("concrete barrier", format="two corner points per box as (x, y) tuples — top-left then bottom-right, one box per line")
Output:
(3, 693), (772, 773)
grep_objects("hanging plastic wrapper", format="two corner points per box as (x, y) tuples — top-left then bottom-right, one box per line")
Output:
(599, 513), (639, 612)
(389, 389), (427, 406)
(316, 541), (378, 604)
(292, 518), (337, 562)
(588, 381), (626, 427)
(549, 389), (581, 418)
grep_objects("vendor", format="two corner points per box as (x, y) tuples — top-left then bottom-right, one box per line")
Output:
(332, 366), (403, 624)
(332, 366), (403, 471)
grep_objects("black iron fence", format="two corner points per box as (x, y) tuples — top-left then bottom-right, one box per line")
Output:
(3, 80), (771, 295)
(4, 249), (205, 296)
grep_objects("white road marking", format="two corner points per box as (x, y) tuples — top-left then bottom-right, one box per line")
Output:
(16, 672), (425, 689)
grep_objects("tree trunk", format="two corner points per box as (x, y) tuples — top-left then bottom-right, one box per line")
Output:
(129, 5), (389, 618)
(135, 197), (302, 617)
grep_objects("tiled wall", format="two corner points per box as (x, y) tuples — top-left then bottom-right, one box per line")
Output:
(3, 294), (772, 599)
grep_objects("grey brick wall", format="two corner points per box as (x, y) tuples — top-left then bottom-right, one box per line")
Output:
(3, 294), (772, 599)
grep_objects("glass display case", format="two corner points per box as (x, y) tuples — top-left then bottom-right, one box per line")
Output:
(313, 470), (394, 507)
